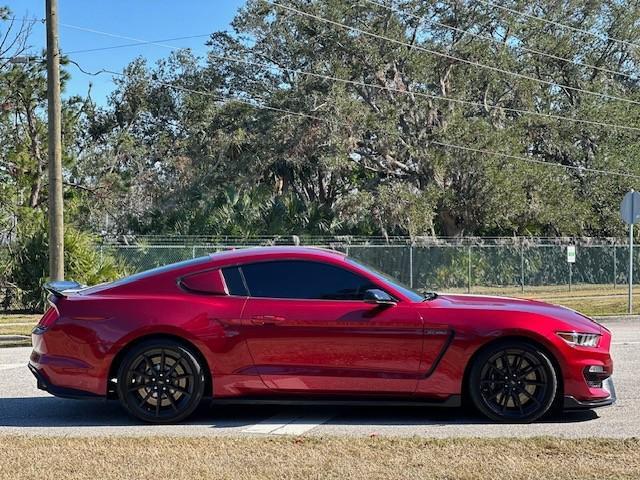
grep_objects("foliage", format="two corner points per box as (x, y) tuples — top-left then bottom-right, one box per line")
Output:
(3, 0), (640, 251)
(11, 224), (128, 310)
(66, 0), (640, 239)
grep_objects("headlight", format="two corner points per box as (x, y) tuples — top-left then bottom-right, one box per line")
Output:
(556, 331), (601, 347)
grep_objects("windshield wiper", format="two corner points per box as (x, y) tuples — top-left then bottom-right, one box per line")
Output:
(423, 291), (438, 301)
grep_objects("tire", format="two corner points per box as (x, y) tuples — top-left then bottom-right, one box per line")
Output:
(468, 340), (558, 423)
(116, 339), (206, 424)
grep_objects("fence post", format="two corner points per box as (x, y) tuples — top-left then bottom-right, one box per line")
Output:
(192, 246), (196, 259)
(613, 243), (617, 290)
(520, 240), (525, 294)
(409, 244), (414, 288)
(467, 245), (471, 293)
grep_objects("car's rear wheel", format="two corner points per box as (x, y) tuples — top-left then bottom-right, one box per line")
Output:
(469, 341), (557, 423)
(116, 339), (206, 423)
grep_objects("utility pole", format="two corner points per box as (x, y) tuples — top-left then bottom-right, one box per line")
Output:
(46, 0), (64, 280)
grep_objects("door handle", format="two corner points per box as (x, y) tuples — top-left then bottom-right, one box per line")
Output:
(251, 315), (285, 325)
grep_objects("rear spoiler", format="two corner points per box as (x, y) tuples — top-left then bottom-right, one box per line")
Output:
(43, 280), (86, 298)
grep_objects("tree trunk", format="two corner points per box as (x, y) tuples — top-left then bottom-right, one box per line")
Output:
(438, 208), (463, 237)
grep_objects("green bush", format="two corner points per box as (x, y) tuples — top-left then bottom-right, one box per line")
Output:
(10, 225), (128, 311)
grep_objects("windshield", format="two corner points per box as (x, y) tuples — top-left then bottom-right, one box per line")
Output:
(347, 257), (425, 302)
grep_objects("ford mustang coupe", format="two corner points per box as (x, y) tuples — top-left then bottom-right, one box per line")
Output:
(29, 247), (615, 424)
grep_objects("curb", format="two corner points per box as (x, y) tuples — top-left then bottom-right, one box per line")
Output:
(0, 335), (30, 342)
(0, 335), (31, 347)
(0, 335), (31, 348)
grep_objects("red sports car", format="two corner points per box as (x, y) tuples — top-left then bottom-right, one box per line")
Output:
(29, 247), (615, 424)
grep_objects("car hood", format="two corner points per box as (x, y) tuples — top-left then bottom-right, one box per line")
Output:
(430, 293), (602, 333)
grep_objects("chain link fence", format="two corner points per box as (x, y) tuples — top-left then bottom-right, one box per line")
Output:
(100, 236), (633, 290)
(2, 236), (638, 312)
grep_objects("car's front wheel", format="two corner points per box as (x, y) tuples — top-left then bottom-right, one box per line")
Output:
(116, 339), (206, 423)
(469, 340), (558, 423)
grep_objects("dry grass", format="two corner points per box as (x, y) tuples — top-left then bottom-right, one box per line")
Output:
(446, 284), (640, 316)
(0, 314), (39, 336)
(549, 297), (635, 316)
(0, 315), (37, 346)
(0, 314), (40, 324)
(0, 436), (638, 480)
(517, 285), (638, 316)
(0, 324), (34, 336)
(452, 283), (630, 297)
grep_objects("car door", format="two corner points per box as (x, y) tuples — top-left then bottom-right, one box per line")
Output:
(222, 260), (424, 394)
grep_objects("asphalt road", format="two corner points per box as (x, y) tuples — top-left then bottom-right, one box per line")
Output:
(0, 319), (638, 438)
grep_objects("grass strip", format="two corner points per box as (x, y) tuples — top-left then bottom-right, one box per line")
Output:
(0, 324), (34, 336)
(0, 436), (638, 480)
(0, 314), (40, 324)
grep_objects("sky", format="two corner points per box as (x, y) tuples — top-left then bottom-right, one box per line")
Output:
(6, 0), (245, 104)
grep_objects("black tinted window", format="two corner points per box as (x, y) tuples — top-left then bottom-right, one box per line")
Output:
(239, 260), (379, 300)
(222, 266), (248, 296)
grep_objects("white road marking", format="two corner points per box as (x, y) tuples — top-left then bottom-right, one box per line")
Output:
(241, 412), (333, 435)
(241, 413), (301, 434)
(270, 414), (334, 435)
(0, 363), (26, 371)
(612, 341), (640, 345)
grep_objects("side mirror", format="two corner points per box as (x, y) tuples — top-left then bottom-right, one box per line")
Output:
(363, 289), (397, 306)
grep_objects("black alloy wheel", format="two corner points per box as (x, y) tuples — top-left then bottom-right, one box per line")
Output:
(116, 339), (206, 423)
(469, 341), (557, 423)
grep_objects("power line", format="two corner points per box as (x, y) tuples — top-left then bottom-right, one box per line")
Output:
(69, 62), (329, 122)
(67, 58), (640, 180)
(265, 0), (640, 108)
(429, 140), (638, 179)
(65, 33), (214, 55)
(66, 58), (111, 76)
(364, 0), (638, 82)
(2, 16), (45, 24)
(59, 23), (151, 41)
(218, 53), (640, 134)
(478, 0), (640, 52)
(58, 21), (640, 134)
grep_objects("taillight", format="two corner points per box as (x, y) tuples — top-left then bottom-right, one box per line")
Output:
(37, 306), (59, 329)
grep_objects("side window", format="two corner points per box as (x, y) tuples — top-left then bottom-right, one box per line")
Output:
(221, 266), (248, 296)
(239, 260), (379, 300)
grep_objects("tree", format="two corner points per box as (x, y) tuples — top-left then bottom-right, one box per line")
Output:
(67, 1), (640, 238)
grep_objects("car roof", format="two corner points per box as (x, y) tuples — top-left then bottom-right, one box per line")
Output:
(81, 247), (350, 297)
(208, 246), (346, 264)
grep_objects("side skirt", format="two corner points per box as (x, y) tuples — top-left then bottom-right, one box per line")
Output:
(210, 395), (461, 408)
